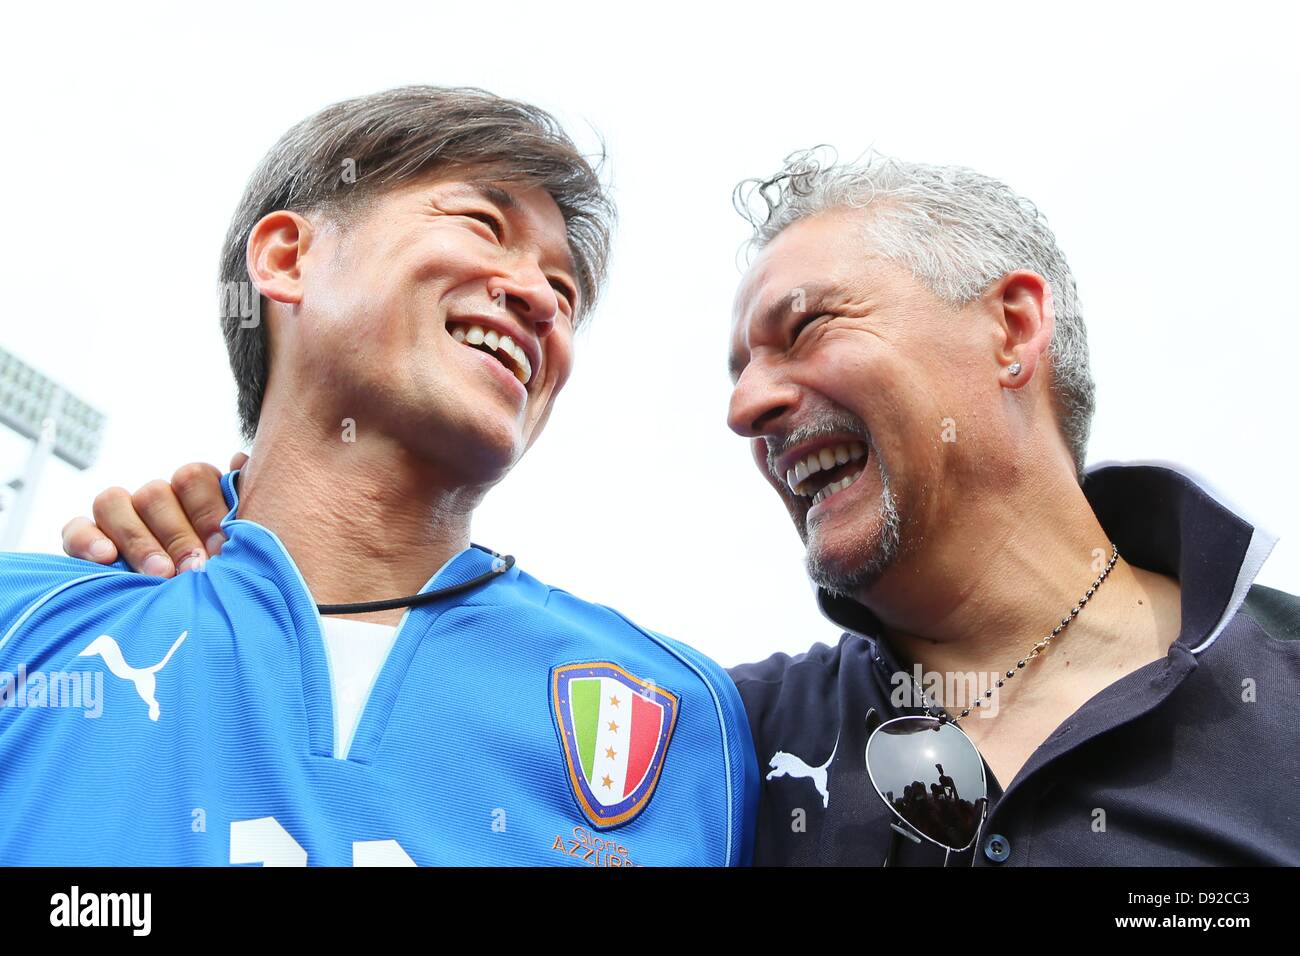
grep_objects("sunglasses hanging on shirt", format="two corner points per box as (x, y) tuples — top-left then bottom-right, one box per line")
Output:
(867, 708), (989, 866)
(866, 542), (1120, 866)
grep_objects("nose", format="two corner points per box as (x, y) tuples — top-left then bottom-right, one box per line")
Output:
(727, 358), (800, 439)
(486, 258), (561, 339)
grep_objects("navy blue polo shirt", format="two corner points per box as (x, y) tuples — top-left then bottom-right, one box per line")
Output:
(729, 462), (1300, 866)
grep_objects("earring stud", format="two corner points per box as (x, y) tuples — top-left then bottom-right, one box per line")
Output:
(1008, 362), (1022, 376)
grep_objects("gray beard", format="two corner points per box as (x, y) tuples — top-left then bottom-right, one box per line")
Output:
(804, 445), (902, 598)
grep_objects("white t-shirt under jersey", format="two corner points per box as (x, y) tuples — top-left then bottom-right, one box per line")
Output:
(318, 617), (400, 760)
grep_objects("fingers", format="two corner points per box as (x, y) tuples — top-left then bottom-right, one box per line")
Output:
(171, 462), (230, 557)
(70, 457), (239, 577)
(62, 516), (119, 564)
(230, 451), (249, 472)
(134, 478), (216, 574)
(90, 486), (176, 576)
(91, 479), (215, 577)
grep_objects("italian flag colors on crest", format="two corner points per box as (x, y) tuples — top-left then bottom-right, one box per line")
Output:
(552, 663), (679, 829)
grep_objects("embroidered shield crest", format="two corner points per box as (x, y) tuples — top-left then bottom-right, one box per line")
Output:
(551, 662), (679, 829)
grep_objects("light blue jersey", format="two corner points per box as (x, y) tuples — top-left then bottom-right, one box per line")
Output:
(0, 471), (757, 866)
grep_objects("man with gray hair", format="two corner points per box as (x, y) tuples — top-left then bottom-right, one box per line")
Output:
(726, 148), (1299, 865)
(63, 145), (1299, 866)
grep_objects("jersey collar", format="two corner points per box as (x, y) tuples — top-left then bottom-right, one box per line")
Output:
(213, 468), (512, 604)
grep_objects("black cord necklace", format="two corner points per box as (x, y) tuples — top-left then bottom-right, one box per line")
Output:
(316, 545), (515, 616)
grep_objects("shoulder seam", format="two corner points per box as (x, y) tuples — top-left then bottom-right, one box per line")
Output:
(0, 569), (131, 658)
(729, 632), (860, 684)
(1240, 583), (1300, 643)
(729, 674), (789, 687)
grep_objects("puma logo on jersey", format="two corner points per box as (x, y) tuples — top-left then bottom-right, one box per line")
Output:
(78, 632), (187, 721)
(766, 733), (839, 809)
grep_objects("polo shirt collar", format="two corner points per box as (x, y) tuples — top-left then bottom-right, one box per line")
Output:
(817, 460), (1278, 671)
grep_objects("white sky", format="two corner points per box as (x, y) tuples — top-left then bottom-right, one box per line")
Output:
(1, 0), (1296, 667)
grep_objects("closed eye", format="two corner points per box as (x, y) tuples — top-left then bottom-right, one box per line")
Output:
(793, 312), (830, 342)
(460, 210), (505, 240)
(549, 278), (576, 313)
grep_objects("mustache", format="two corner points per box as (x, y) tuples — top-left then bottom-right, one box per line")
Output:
(764, 411), (871, 487)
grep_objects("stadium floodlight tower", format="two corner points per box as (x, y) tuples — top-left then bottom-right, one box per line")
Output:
(0, 346), (105, 550)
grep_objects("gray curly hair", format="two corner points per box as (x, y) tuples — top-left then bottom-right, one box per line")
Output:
(733, 147), (1094, 484)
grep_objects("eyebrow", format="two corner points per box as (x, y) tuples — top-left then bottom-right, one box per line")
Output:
(728, 282), (831, 381)
(467, 182), (518, 212)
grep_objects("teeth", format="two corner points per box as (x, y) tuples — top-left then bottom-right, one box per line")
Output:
(502, 338), (532, 384)
(783, 441), (869, 496)
(811, 470), (859, 507)
(499, 335), (525, 383)
(448, 323), (534, 386)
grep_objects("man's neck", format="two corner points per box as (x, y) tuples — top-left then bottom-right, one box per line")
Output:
(860, 464), (1184, 713)
(236, 425), (480, 628)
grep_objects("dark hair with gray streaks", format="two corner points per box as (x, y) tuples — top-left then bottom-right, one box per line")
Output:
(733, 146), (1094, 485)
(218, 85), (615, 444)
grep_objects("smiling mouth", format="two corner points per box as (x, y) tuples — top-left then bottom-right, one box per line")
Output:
(448, 322), (533, 385)
(784, 441), (869, 508)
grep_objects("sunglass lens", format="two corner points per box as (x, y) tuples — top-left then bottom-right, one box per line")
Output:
(866, 717), (987, 851)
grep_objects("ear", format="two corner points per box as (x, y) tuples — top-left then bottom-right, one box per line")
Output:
(245, 210), (315, 306)
(990, 270), (1055, 391)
